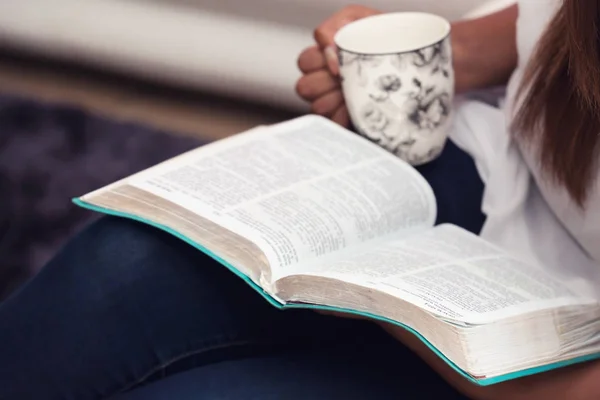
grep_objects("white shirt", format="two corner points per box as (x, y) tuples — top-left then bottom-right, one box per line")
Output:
(450, 0), (600, 296)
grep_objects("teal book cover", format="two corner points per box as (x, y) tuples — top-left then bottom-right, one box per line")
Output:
(73, 198), (600, 386)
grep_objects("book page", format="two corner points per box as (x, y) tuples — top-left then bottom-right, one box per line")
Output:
(127, 116), (436, 270)
(283, 224), (596, 324)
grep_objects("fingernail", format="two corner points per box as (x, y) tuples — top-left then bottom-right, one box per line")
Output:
(324, 46), (337, 63)
(324, 46), (340, 75)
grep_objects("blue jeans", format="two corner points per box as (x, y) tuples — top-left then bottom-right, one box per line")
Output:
(0, 141), (484, 400)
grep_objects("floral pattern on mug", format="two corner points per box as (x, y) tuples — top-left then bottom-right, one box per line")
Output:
(339, 36), (454, 166)
(339, 53), (384, 86)
(369, 74), (402, 102)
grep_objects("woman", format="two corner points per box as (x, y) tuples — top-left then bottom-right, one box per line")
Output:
(1, 1), (599, 399)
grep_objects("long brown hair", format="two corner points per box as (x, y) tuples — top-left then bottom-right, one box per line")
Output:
(513, 0), (600, 207)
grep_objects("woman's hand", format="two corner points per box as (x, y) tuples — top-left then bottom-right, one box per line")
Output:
(295, 5), (381, 127)
(295, 4), (519, 127)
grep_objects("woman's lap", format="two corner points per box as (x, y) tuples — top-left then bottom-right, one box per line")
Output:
(113, 350), (464, 400)
(0, 217), (465, 400)
(0, 139), (482, 400)
(0, 217), (373, 398)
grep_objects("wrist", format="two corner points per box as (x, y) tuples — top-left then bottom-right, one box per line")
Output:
(450, 20), (479, 94)
(449, 4), (518, 94)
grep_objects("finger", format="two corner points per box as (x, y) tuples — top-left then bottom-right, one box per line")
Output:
(297, 45), (326, 73)
(324, 46), (340, 76)
(331, 105), (350, 128)
(314, 17), (353, 49)
(295, 70), (340, 101)
(311, 90), (344, 117)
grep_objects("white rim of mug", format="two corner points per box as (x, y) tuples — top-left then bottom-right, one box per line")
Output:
(334, 12), (451, 56)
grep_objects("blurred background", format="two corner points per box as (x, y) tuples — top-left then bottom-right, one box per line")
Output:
(0, 0), (513, 298)
(0, 0), (515, 134)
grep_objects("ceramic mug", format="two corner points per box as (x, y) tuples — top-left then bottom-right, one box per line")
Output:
(335, 12), (453, 165)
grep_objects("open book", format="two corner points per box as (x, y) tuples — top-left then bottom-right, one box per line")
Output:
(75, 115), (600, 385)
